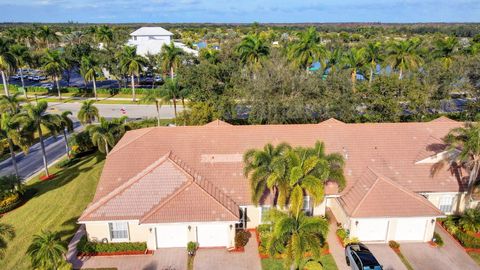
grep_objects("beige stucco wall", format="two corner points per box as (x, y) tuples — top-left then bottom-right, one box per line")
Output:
(425, 192), (466, 214)
(313, 199), (327, 216)
(328, 198), (349, 226)
(244, 205), (262, 229)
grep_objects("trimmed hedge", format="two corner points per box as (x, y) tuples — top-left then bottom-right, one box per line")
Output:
(455, 231), (480, 248)
(77, 236), (147, 253)
(235, 230), (251, 248)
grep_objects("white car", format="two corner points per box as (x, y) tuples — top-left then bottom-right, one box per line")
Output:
(40, 83), (54, 90)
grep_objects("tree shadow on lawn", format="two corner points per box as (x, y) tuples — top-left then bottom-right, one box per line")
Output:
(56, 216), (81, 242)
(28, 154), (105, 199)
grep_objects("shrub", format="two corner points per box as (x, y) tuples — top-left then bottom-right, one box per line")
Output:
(388, 240), (400, 249)
(455, 230), (480, 248)
(187, 241), (198, 255)
(0, 193), (22, 214)
(336, 228), (348, 240)
(432, 232), (444, 247)
(69, 131), (95, 154)
(343, 237), (360, 246)
(77, 236), (146, 253)
(235, 230), (251, 248)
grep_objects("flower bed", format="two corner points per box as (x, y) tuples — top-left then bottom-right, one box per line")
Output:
(40, 174), (56, 181)
(0, 193), (22, 215)
(439, 221), (480, 252)
(77, 236), (150, 256)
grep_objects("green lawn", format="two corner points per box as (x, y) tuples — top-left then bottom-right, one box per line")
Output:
(0, 154), (105, 269)
(468, 252), (480, 266)
(261, 255), (338, 270)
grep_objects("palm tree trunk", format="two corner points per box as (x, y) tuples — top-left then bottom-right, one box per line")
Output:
(155, 100), (161, 127)
(369, 66), (374, 85)
(104, 138), (109, 155)
(399, 67), (403, 80)
(131, 75), (136, 102)
(93, 78), (98, 101)
(466, 162), (479, 209)
(55, 76), (61, 100)
(38, 126), (49, 177)
(63, 129), (70, 159)
(7, 139), (19, 179)
(170, 66), (174, 80)
(351, 70), (357, 93)
(173, 97), (178, 119)
(20, 69), (27, 99)
(1, 70), (9, 97)
(181, 98), (186, 126)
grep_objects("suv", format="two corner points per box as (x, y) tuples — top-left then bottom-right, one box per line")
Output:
(345, 243), (382, 270)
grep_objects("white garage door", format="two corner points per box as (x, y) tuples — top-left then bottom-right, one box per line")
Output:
(355, 219), (389, 242)
(197, 224), (229, 247)
(394, 218), (427, 241)
(156, 224), (188, 248)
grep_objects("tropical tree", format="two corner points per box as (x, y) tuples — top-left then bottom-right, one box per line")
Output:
(266, 209), (328, 270)
(236, 34), (270, 72)
(159, 78), (182, 119)
(22, 101), (59, 177)
(27, 231), (67, 270)
(36, 26), (59, 48)
(88, 117), (126, 154)
(459, 209), (480, 233)
(0, 222), (15, 259)
(42, 49), (67, 99)
(140, 90), (164, 127)
(159, 41), (184, 79)
(243, 143), (292, 206)
(342, 48), (366, 92)
(58, 111), (74, 158)
(288, 27), (326, 70)
(80, 55), (102, 100)
(0, 38), (16, 97)
(118, 46), (146, 102)
(95, 25), (114, 47)
(9, 44), (31, 98)
(199, 48), (220, 64)
(364, 42), (383, 84)
(386, 39), (423, 79)
(77, 100), (99, 124)
(434, 36), (459, 69)
(0, 92), (22, 114)
(323, 48), (343, 76)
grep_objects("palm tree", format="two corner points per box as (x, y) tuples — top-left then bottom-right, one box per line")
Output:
(0, 222), (15, 259)
(36, 26), (59, 48)
(80, 55), (101, 101)
(434, 36), (459, 69)
(159, 78), (182, 119)
(58, 111), (74, 158)
(288, 27), (326, 70)
(199, 48), (220, 64)
(434, 122), (480, 208)
(342, 48), (366, 93)
(77, 100), (99, 124)
(459, 209), (480, 233)
(386, 39), (423, 79)
(9, 44), (31, 98)
(243, 143), (292, 206)
(140, 90), (164, 127)
(364, 42), (383, 84)
(266, 209), (328, 270)
(323, 48), (343, 76)
(0, 92), (22, 114)
(88, 117), (126, 154)
(0, 38), (16, 97)
(118, 46), (146, 102)
(42, 49), (66, 100)
(22, 101), (59, 177)
(95, 25), (114, 47)
(159, 42), (184, 80)
(236, 34), (270, 73)
(27, 231), (67, 270)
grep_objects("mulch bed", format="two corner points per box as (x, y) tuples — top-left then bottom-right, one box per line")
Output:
(78, 250), (153, 257)
(40, 174), (56, 181)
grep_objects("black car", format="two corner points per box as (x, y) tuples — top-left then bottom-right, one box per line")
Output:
(345, 243), (383, 270)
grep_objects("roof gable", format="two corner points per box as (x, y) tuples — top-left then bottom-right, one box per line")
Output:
(204, 119), (232, 127)
(130, 27), (173, 36)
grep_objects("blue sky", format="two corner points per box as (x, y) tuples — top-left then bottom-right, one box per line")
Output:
(1, 0), (479, 23)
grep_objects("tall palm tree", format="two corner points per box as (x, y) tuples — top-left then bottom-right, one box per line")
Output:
(0, 38), (16, 97)
(9, 44), (31, 98)
(266, 209), (328, 270)
(95, 25), (114, 47)
(0, 222), (15, 259)
(323, 48), (343, 76)
(288, 27), (326, 70)
(77, 100), (99, 124)
(88, 117), (126, 154)
(159, 42), (184, 79)
(364, 42), (383, 84)
(58, 111), (74, 158)
(140, 90), (164, 127)
(386, 39), (423, 79)
(42, 49), (66, 100)
(27, 231), (67, 270)
(118, 46), (146, 102)
(342, 48), (366, 93)
(434, 122), (480, 208)
(159, 78), (182, 119)
(434, 36), (459, 69)
(0, 92), (22, 114)
(236, 34), (270, 73)
(36, 26), (59, 48)
(243, 143), (292, 206)
(22, 101), (59, 177)
(80, 55), (101, 101)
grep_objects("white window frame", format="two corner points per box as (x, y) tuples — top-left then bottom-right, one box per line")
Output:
(439, 195), (454, 213)
(109, 222), (129, 242)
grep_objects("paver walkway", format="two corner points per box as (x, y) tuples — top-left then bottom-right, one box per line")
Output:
(326, 210), (349, 270)
(401, 223), (480, 270)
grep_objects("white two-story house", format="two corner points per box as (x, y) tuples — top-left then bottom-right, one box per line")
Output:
(127, 27), (198, 56)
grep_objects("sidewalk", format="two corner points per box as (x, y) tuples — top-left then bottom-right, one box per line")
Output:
(326, 210), (349, 270)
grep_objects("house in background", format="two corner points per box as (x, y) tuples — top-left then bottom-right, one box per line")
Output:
(127, 27), (198, 56)
(79, 117), (471, 250)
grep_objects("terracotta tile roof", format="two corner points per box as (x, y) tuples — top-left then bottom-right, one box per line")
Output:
(339, 168), (443, 218)
(204, 119), (232, 126)
(85, 116), (466, 220)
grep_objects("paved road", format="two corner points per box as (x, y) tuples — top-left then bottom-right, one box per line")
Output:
(0, 121), (81, 180)
(47, 102), (183, 119)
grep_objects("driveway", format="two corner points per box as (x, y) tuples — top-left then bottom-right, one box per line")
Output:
(400, 224), (480, 270)
(366, 244), (407, 270)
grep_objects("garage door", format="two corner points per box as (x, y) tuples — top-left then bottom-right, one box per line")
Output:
(355, 219), (389, 242)
(156, 224), (188, 248)
(394, 218), (427, 241)
(197, 224), (229, 247)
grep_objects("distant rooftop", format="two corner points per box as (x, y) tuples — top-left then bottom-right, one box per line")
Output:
(130, 27), (173, 36)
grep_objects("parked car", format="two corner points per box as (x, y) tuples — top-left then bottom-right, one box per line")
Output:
(345, 243), (382, 270)
(11, 74), (21, 80)
(40, 83), (54, 90)
(154, 75), (163, 82)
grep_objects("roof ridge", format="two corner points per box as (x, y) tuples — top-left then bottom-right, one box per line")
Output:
(109, 127), (156, 156)
(80, 152), (171, 220)
(193, 178), (240, 218)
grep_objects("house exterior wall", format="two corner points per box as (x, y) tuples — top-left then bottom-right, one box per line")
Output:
(132, 35), (171, 42)
(423, 192), (466, 214)
(313, 199), (327, 216)
(244, 205), (262, 229)
(329, 198), (349, 226)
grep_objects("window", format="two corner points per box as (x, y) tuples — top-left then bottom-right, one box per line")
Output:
(261, 206), (270, 222)
(109, 222), (129, 241)
(133, 36), (137, 41)
(303, 196), (312, 215)
(439, 195), (454, 213)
